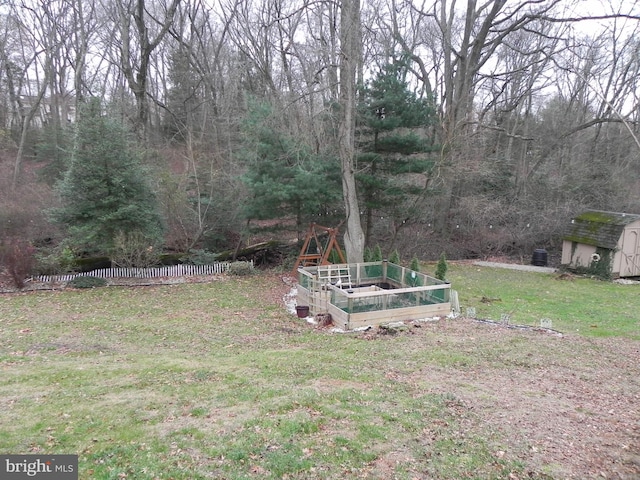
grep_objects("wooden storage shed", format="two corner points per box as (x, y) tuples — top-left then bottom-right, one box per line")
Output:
(561, 210), (640, 278)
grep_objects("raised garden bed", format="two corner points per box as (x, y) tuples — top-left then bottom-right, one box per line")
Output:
(297, 261), (451, 330)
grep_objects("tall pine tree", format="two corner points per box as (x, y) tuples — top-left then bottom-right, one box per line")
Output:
(241, 101), (342, 241)
(357, 59), (438, 248)
(53, 100), (164, 258)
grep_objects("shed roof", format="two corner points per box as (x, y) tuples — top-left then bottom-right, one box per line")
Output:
(563, 210), (640, 249)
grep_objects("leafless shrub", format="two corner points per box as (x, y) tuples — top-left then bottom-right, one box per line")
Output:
(1, 237), (36, 289)
(110, 231), (162, 268)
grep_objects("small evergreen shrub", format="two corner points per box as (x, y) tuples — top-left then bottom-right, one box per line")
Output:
(435, 253), (448, 281)
(364, 247), (373, 262)
(373, 245), (383, 262)
(389, 249), (400, 264)
(35, 246), (76, 275)
(410, 256), (420, 272)
(68, 276), (107, 289)
(228, 261), (255, 276)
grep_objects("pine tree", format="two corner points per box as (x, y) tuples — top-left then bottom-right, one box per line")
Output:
(357, 59), (438, 247)
(372, 245), (383, 262)
(364, 246), (373, 262)
(52, 100), (164, 257)
(435, 253), (448, 281)
(241, 101), (342, 239)
(410, 256), (420, 272)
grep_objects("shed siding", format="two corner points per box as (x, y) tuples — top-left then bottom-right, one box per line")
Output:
(562, 241), (598, 270)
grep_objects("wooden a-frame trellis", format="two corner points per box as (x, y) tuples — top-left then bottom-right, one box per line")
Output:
(293, 223), (346, 271)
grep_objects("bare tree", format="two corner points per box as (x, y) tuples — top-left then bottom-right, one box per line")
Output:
(339, 0), (365, 262)
(2, 2), (60, 189)
(66, 0), (101, 111)
(154, 0), (250, 250)
(109, 0), (180, 138)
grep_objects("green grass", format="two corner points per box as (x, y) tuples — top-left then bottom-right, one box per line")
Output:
(444, 262), (639, 339)
(0, 268), (637, 479)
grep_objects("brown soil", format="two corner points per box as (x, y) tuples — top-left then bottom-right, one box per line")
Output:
(399, 320), (640, 479)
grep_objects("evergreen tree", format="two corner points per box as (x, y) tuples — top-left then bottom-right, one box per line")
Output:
(435, 253), (448, 281)
(52, 100), (164, 257)
(357, 59), (438, 247)
(241, 101), (342, 240)
(410, 256), (420, 272)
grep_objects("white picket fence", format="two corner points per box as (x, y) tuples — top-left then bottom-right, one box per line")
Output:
(36, 262), (240, 283)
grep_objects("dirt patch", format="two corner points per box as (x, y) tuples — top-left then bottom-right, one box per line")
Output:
(389, 320), (640, 479)
(309, 378), (373, 395)
(0, 272), (229, 294)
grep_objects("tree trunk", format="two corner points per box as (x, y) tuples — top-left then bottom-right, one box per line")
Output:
(12, 68), (49, 190)
(118, 0), (180, 139)
(338, 0), (365, 263)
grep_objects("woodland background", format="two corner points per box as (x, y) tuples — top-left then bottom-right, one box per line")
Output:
(1, 0), (640, 275)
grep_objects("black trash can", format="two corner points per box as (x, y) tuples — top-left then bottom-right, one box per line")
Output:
(531, 248), (548, 267)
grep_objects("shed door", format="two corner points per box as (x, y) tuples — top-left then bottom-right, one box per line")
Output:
(620, 228), (640, 277)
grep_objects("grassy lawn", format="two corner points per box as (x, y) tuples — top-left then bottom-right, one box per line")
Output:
(445, 263), (639, 339)
(0, 266), (638, 479)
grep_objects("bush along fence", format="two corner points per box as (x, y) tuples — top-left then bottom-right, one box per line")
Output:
(35, 262), (249, 283)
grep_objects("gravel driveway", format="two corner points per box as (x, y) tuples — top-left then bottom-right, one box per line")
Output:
(473, 261), (557, 273)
